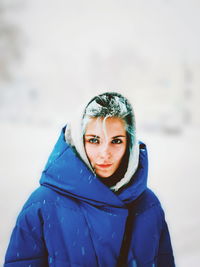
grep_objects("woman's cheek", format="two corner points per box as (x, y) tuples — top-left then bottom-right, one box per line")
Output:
(113, 145), (124, 154)
(86, 145), (96, 162)
(114, 147), (126, 161)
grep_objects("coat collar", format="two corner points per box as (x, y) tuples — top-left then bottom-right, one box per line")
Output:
(40, 127), (148, 207)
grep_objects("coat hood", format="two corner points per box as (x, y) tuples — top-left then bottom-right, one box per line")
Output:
(64, 93), (140, 191)
(40, 127), (148, 207)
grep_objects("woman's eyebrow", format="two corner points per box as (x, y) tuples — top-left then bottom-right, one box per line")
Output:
(85, 134), (100, 138)
(112, 135), (126, 139)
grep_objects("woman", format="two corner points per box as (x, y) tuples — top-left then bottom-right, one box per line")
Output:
(4, 92), (175, 266)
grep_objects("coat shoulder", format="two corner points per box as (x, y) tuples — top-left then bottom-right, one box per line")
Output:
(21, 186), (80, 214)
(130, 188), (165, 237)
(133, 188), (163, 216)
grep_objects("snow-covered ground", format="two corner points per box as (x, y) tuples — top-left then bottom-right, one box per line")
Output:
(0, 121), (200, 265)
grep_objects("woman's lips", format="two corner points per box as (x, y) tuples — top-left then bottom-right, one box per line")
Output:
(96, 164), (113, 168)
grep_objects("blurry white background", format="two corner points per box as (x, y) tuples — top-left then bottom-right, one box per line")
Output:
(0, 0), (200, 265)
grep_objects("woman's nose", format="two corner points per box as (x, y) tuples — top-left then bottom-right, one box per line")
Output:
(98, 143), (111, 159)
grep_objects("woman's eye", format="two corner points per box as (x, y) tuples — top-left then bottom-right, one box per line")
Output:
(88, 138), (99, 144)
(112, 139), (122, 144)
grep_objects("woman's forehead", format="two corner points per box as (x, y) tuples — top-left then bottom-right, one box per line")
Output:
(85, 117), (126, 136)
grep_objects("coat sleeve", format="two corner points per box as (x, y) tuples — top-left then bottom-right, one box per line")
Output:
(4, 203), (48, 266)
(157, 216), (175, 266)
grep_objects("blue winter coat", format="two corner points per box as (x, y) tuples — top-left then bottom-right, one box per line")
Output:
(4, 127), (175, 267)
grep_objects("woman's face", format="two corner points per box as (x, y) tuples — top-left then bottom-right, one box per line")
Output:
(84, 117), (127, 178)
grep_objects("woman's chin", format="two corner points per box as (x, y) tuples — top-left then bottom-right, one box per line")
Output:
(96, 170), (114, 178)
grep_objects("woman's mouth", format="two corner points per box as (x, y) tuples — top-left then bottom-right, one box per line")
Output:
(96, 164), (113, 169)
